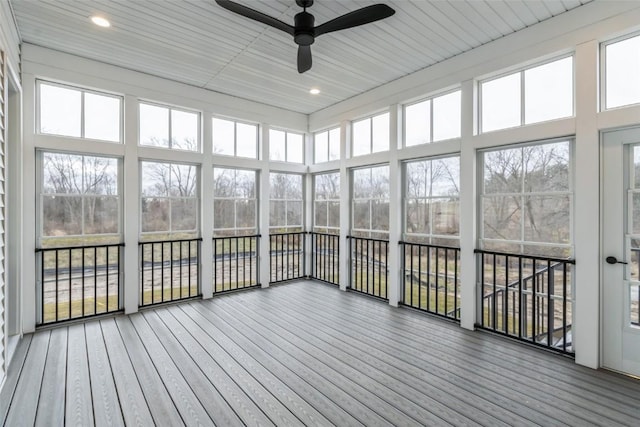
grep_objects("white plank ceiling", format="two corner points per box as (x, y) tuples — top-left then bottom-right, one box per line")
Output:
(9, 0), (591, 114)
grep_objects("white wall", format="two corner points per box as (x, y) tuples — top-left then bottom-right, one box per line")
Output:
(308, 1), (640, 370)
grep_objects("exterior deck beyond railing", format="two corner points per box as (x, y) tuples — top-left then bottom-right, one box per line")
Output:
(270, 232), (306, 283)
(310, 232), (339, 285)
(139, 238), (201, 307)
(213, 235), (260, 293)
(36, 243), (124, 325)
(476, 249), (575, 354)
(401, 242), (460, 321)
(348, 236), (389, 300)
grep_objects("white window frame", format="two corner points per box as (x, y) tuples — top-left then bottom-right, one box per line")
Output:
(269, 128), (305, 163)
(351, 112), (390, 157)
(600, 30), (640, 111)
(37, 150), (123, 246)
(139, 160), (200, 236)
(139, 101), (201, 152)
(403, 89), (461, 147)
(478, 138), (574, 255)
(478, 54), (575, 134)
(313, 171), (341, 233)
(36, 80), (124, 143)
(212, 116), (259, 159)
(403, 155), (460, 245)
(269, 172), (304, 231)
(314, 127), (340, 164)
(351, 164), (390, 237)
(212, 167), (258, 236)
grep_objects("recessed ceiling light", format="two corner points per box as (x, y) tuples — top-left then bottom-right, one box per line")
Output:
(90, 16), (111, 27)
(309, 88), (320, 95)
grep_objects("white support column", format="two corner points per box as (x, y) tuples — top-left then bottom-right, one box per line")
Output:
(387, 104), (402, 307)
(304, 132), (313, 278)
(200, 112), (214, 299)
(459, 79), (478, 330)
(259, 124), (271, 288)
(573, 40), (600, 369)
(339, 120), (351, 291)
(123, 94), (140, 314)
(21, 74), (36, 333)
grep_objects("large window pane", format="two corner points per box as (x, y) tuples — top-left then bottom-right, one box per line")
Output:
(287, 133), (304, 163)
(84, 196), (119, 234)
(433, 91), (461, 141)
(314, 172), (340, 230)
(213, 167), (257, 234)
(270, 173), (303, 230)
(42, 195), (82, 236)
(269, 129), (286, 161)
(481, 73), (521, 132)
(372, 113), (389, 153)
(84, 93), (120, 142)
(523, 195), (571, 243)
(483, 195), (522, 240)
(40, 84), (81, 137)
(524, 57), (573, 124)
(352, 118), (371, 157)
(213, 199), (235, 229)
(405, 100), (430, 147)
(483, 147), (523, 194)
(43, 153), (83, 194)
(141, 198), (169, 232)
(140, 104), (169, 148)
(352, 165), (389, 235)
(171, 109), (199, 151)
(171, 199), (198, 231)
(212, 117), (235, 155)
(236, 122), (257, 158)
(315, 131), (328, 163)
(606, 34), (640, 109)
(328, 128), (340, 161)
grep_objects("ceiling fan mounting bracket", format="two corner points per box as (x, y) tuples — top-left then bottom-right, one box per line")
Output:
(296, 0), (314, 9)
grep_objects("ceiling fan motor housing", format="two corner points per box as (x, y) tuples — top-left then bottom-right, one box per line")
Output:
(294, 11), (315, 46)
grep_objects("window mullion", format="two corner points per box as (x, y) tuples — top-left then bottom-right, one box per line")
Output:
(520, 70), (526, 126)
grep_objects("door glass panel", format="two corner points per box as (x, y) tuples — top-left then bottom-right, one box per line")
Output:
(631, 284), (639, 327)
(630, 238), (640, 282)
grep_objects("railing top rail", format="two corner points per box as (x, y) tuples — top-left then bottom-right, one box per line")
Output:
(138, 237), (203, 245)
(309, 231), (340, 236)
(399, 241), (461, 251)
(268, 231), (306, 237)
(474, 248), (575, 264)
(347, 235), (390, 244)
(213, 234), (261, 239)
(36, 242), (125, 252)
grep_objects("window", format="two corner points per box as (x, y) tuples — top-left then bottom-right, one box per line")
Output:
(38, 81), (122, 142)
(405, 90), (461, 146)
(480, 140), (572, 257)
(212, 117), (258, 158)
(139, 102), (200, 151)
(352, 165), (390, 238)
(40, 152), (120, 245)
(269, 129), (304, 163)
(480, 56), (573, 133)
(213, 168), (257, 235)
(269, 173), (303, 231)
(140, 161), (198, 235)
(314, 172), (340, 232)
(604, 33), (640, 109)
(404, 156), (460, 245)
(352, 112), (389, 156)
(314, 127), (340, 163)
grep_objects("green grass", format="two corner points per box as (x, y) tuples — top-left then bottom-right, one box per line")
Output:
(43, 294), (120, 324)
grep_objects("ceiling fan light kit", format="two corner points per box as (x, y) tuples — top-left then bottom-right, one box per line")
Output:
(215, 0), (395, 73)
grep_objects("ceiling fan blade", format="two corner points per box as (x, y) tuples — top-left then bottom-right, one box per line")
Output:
(315, 4), (395, 36)
(297, 45), (312, 74)
(215, 0), (295, 36)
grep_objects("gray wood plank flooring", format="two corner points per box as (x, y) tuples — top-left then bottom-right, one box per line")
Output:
(2, 281), (640, 426)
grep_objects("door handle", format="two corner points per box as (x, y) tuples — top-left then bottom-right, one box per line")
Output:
(606, 256), (628, 265)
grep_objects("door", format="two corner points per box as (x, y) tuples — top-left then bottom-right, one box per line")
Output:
(603, 127), (640, 377)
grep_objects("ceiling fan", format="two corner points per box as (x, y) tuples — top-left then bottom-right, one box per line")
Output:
(214, 0), (395, 74)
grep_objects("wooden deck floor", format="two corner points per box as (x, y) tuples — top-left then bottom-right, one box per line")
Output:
(1, 281), (639, 426)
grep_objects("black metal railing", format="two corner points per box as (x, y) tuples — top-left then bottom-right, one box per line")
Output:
(213, 235), (260, 293)
(311, 232), (340, 285)
(476, 249), (574, 354)
(36, 243), (124, 325)
(401, 242), (460, 320)
(270, 232), (306, 283)
(348, 236), (389, 300)
(139, 238), (201, 307)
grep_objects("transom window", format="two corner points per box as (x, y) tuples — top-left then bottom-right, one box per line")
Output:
(480, 140), (573, 257)
(212, 117), (258, 159)
(404, 156), (460, 245)
(352, 112), (389, 157)
(314, 127), (340, 163)
(139, 102), (200, 152)
(40, 152), (120, 246)
(603, 33), (640, 110)
(213, 167), (257, 236)
(269, 173), (303, 231)
(38, 81), (122, 143)
(269, 129), (304, 163)
(480, 56), (573, 133)
(313, 172), (340, 233)
(140, 161), (199, 236)
(405, 90), (461, 146)
(352, 165), (390, 238)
